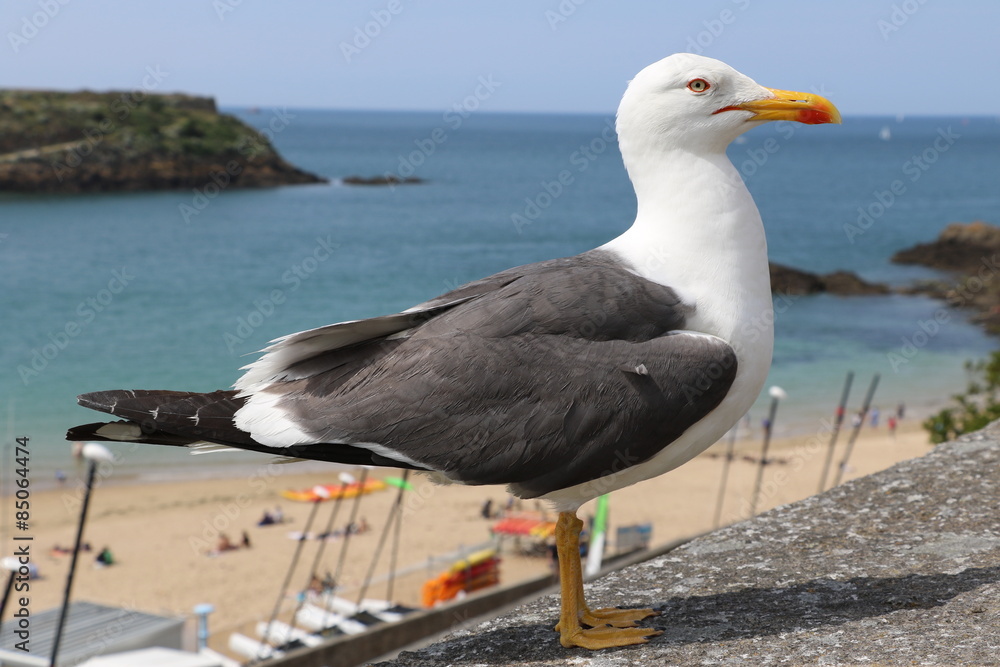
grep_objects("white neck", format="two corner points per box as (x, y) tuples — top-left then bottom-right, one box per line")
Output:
(601, 147), (772, 349)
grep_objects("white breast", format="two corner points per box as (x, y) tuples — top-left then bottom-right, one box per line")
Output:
(539, 150), (774, 511)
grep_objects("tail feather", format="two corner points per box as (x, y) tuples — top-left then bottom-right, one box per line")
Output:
(68, 388), (426, 471)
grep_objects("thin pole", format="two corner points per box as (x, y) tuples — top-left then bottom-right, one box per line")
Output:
(2, 399), (15, 548)
(832, 373), (881, 487)
(712, 424), (739, 529)
(49, 460), (97, 667)
(818, 371), (854, 493)
(355, 474), (408, 606)
(287, 478), (350, 634)
(323, 468), (368, 629)
(750, 396), (781, 516)
(385, 470), (409, 603)
(0, 568), (16, 625)
(329, 469), (368, 587)
(258, 496), (323, 658)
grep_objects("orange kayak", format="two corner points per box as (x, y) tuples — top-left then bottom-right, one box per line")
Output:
(281, 479), (387, 502)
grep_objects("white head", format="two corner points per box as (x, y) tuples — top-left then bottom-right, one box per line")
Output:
(617, 53), (840, 163)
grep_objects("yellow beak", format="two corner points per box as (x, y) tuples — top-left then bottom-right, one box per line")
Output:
(719, 88), (842, 125)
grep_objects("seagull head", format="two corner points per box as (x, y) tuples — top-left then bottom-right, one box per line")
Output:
(617, 53), (841, 157)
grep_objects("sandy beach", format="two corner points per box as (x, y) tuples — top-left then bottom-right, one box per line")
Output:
(8, 417), (931, 658)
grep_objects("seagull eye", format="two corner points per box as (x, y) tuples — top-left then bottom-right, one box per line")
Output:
(687, 78), (711, 93)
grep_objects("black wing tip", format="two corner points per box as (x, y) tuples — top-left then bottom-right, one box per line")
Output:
(66, 421), (115, 442)
(76, 389), (130, 411)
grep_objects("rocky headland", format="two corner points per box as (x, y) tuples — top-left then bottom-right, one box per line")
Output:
(893, 221), (1000, 334)
(0, 90), (325, 193)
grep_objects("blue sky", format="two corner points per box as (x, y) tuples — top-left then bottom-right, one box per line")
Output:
(1, 0), (997, 116)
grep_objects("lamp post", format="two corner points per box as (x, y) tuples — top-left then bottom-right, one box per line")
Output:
(50, 443), (114, 667)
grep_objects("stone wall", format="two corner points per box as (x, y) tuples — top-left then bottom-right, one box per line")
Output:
(375, 424), (1000, 666)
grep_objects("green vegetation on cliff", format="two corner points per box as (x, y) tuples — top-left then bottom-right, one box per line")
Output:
(0, 89), (325, 193)
(924, 350), (1000, 443)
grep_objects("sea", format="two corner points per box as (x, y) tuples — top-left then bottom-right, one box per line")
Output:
(2, 109), (999, 487)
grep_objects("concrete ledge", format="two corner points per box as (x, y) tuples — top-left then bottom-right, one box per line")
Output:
(374, 424), (1000, 666)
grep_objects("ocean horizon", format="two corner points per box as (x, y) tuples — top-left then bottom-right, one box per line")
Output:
(2, 108), (999, 484)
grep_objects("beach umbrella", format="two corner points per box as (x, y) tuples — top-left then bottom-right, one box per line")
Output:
(50, 443), (114, 667)
(750, 386), (786, 516)
(818, 371), (855, 493)
(383, 475), (414, 491)
(832, 373), (881, 488)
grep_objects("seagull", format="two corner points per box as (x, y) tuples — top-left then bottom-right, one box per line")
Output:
(68, 53), (840, 649)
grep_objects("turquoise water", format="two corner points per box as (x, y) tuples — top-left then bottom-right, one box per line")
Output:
(2, 110), (999, 480)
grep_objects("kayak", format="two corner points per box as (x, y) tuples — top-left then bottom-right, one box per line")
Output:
(281, 479), (387, 502)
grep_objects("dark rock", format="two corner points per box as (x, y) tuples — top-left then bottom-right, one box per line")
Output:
(0, 89), (326, 194)
(893, 221), (1000, 335)
(374, 423), (1000, 666)
(819, 270), (891, 295)
(769, 262), (889, 296)
(892, 220), (1000, 271)
(342, 175), (425, 186)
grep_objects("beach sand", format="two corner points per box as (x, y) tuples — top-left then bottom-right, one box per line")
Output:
(11, 418), (930, 658)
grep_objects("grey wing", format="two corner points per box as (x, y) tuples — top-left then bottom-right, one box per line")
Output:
(239, 251), (737, 497)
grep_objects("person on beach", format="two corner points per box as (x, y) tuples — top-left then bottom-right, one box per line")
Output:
(95, 546), (114, 566)
(214, 533), (236, 554)
(888, 416), (898, 438)
(870, 407), (880, 428)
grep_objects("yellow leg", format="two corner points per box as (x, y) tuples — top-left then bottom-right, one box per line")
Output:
(554, 511), (661, 649)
